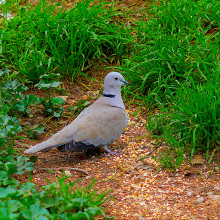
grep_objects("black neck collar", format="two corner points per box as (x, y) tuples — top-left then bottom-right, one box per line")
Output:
(103, 93), (116, 98)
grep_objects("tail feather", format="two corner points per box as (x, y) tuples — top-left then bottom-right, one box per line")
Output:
(24, 140), (97, 154)
(24, 141), (53, 154)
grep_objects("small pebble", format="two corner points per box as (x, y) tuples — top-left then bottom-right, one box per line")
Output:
(194, 197), (204, 204)
(187, 191), (193, 197)
(209, 195), (220, 201)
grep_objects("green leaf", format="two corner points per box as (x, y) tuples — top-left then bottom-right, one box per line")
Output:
(71, 211), (90, 220)
(0, 187), (17, 198)
(36, 217), (48, 220)
(28, 122), (44, 139)
(0, 71), (6, 77)
(27, 130), (36, 139)
(71, 198), (88, 209)
(27, 94), (40, 105)
(85, 206), (102, 217)
(28, 155), (38, 163)
(68, 100), (90, 116)
(0, 207), (20, 219)
(0, 68), (10, 77)
(22, 204), (50, 219)
(41, 195), (63, 208)
(0, 171), (10, 186)
(4, 68), (11, 74)
(32, 124), (44, 134)
(35, 81), (62, 89)
(76, 100), (90, 108)
(39, 73), (62, 80)
(50, 97), (65, 106)
(0, 116), (10, 126)
(4, 161), (18, 175)
(6, 200), (21, 213)
(18, 182), (37, 197)
(16, 156), (34, 174)
(16, 94), (40, 112)
(41, 182), (58, 192)
(53, 112), (61, 117)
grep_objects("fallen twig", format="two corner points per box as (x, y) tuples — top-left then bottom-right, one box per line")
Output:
(37, 167), (89, 175)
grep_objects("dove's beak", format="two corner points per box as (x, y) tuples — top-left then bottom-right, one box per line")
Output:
(122, 80), (129, 86)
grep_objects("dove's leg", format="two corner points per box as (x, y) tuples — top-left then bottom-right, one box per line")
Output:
(102, 145), (122, 155)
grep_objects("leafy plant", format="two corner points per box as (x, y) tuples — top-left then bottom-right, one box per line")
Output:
(68, 100), (90, 117)
(0, 68), (39, 118)
(0, 160), (112, 220)
(15, 94), (40, 116)
(0, 68), (10, 100)
(0, 108), (22, 156)
(35, 73), (65, 117)
(1, 79), (28, 110)
(0, 155), (34, 187)
(16, 155), (34, 175)
(27, 124), (44, 139)
(0, 69), (40, 157)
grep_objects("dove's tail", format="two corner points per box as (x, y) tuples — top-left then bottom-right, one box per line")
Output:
(24, 141), (54, 154)
(24, 140), (97, 154)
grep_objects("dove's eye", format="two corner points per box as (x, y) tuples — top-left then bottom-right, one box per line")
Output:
(115, 77), (118, 80)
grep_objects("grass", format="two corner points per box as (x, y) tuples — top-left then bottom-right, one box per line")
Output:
(120, 0), (219, 105)
(148, 79), (220, 155)
(117, 0), (219, 168)
(1, 0), (133, 81)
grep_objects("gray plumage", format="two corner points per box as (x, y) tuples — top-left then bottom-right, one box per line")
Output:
(24, 72), (128, 154)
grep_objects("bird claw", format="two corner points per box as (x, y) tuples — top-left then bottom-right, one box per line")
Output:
(102, 146), (122, 156)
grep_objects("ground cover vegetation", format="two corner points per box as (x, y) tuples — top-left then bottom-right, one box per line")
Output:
(0, 0), (219, 218)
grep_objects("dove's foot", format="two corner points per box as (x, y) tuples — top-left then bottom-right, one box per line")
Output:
(102, 145), (122, 156)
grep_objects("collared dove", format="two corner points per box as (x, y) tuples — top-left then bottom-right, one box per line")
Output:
(24, 72), (129, 154)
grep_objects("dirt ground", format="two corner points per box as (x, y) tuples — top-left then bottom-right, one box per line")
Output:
(8, 0), (220, 219)
(14, 66), (220, 220)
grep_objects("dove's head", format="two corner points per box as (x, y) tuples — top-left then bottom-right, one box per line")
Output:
(102, 72), (128, 109)
(103, 72), (128, 94)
